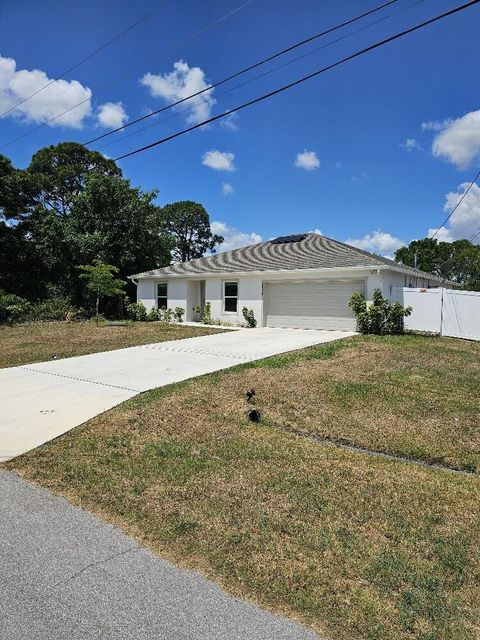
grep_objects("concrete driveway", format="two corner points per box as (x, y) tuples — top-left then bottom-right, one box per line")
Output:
(0, 327), (354, 461)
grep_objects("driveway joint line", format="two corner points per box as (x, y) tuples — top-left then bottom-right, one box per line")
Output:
(138, 344), (255, 360)
(19, 366), (139, 393)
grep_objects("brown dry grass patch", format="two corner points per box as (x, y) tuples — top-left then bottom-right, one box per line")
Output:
(0, 320), (223, 368)
(6, 334), (480, 640)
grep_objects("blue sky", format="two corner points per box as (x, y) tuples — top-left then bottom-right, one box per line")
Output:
(1, 0), (479, 254)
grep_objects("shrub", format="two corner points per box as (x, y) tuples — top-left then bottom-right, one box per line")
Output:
(163, 308), (174, 323)
(242, 307), (257, 328)
(201, 302), (212, 324)
(147, 308), (160, 322)
(349, 289), (412, 335)
(126, 301), (147, 321)
(0, 291), (32, 324)
(31, 297), (73, 322)
(173, 307), (185, 323)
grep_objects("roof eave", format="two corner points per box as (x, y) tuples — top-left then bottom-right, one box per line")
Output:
(376, 263), (456, 285)
(129, 264), (388, 280)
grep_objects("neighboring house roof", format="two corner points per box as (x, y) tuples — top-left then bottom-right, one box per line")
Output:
(130, 232), (452, 284)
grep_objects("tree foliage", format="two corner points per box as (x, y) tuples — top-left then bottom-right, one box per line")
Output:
(395, 237), (480, 290)
(78, 260), (125, 323)
(161, 200), (223, 262)
(1, 144), (227, 318)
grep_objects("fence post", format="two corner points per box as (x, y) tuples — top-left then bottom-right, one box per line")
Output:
(440, 287), (445, 336)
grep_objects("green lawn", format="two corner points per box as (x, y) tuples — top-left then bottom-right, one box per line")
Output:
(0, 320), (223, 368)
(5, 334), (480, 640)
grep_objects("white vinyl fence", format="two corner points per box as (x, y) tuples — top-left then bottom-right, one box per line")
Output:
(392, 287), (480, 341)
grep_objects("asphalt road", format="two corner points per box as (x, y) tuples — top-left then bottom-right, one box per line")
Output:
(0, 469), (319, 640)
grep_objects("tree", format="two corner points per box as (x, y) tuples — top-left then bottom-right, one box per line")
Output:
(160, 201), (223, 262)
(77, 260), (126, 324)
(395, 237), (480, 290)
(69, 174), (173, 281)
(25, 142), (121, 218)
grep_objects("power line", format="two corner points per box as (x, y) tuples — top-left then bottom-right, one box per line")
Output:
(84, 0), (401, 146)
(95, 0), (426, 153)
(98, 0), (427, 152)
(469, 227), (480, 242)
(0, 0), (171, 120)
(430, 167), (480, 239)
(113, 0), (480, 163)
(0, 0), (254, 151)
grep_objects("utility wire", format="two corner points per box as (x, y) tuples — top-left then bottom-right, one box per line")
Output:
(0, 0), (254, 151)
(430, 167), (480, 239)
(95, 0), (426, 153)
(113, 0), (480, 162)
(0, 0), (171, 120)
(84, 0), (401, 146)
(469, 227), (480, 242)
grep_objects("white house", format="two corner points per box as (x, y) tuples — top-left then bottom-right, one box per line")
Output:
(129, 233), (453, 331)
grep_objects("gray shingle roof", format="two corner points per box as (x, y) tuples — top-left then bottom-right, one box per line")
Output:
(130, 233), (451, 283)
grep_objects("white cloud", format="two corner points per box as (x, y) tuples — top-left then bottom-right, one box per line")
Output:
(221, 182), (234, 195)
(97, 101), (128, 129)
(140, 60), (215, 124)
(309, 228), (323, 235)
(427, 181), (480, 243)
(421, 119), (451, 132)
(211, 220), (262, 252)
(221, 112), (239, 131)
(401, 138), (422, 152)
(294, 149), (320, 171)
(202, 149), (236, 172)
(430, 110), (480, 169)
(345, 230), (405, 257)
(0, 54), (92, 128)
(350, 172), (368, 183)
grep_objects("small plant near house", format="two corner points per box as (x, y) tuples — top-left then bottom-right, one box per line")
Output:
(163, 308), (174, 323)
(173, 307), (185, 323)
(147, 308), (160, 322)
(349, 288), (412, 335)
(242, 307), (257, 328)
(125, 300), (148, 322)
(201, 301), (212, 324)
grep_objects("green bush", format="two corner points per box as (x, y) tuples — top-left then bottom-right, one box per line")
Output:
(242, 307), (257, 328)
(147, 308), (160, 322)
(173, 307), (185, 323)
(201, 301), (212, 324)
(163, 308), (174, 323)
(0, 291), (32, 324)
(349, 289), (412, 335)
(30, 297), (73, 322)
(126, 300), (147, 321)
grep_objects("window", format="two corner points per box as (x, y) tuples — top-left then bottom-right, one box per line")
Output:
(157, 282), (168, 309)
(224, 281), (238, 312)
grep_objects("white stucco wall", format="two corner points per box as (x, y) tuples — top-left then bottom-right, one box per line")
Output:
(136, 279), (156, 311)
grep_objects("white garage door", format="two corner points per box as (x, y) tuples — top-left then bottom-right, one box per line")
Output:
(265, 280), (365, 330)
